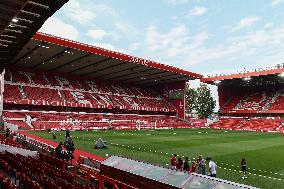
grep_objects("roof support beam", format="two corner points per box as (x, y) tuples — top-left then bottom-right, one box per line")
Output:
(135, 75), (187, 87)
(32, 47), (70, 69)
(10, 41), (44, 65)
(8, 23), (27, 29)
(103, 65), (151, 79)
(116, 70), (167, 82)
(127, 73), (178, 85)
(28, 1), (49, 9)
(14, 17), (33, 23)
(82, 61), (129, 77)
(20, 10), (40, 17)
(49, 54), (92, 72)
(69, 57), (112, 74)
(4, 28), (22, 33)
(0, 34), (16, 39)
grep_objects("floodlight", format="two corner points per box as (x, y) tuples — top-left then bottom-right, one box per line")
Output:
(243, 77), (251, 81)
(12, 18), (18, 23)
(214, 80), (221, 84)
(279, 72), (284, 77)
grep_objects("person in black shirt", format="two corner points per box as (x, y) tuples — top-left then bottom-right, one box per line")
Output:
(65, 129), (70, 139)
(183, 157), (190, 172)
(65, 137), (75, 160)
(241, 158), (247, 179)
(55, 142), (64, 159)
(5, 128), (10, 137)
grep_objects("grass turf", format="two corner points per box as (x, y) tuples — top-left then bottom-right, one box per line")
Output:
(29, 129), (284, 189)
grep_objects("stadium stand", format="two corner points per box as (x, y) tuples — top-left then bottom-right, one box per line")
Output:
(0, 133), (96, 189)
(2, 110), (189, 130)
(0, 134), (23, 148)
(0, 151), (91, 189)
(0, 172), (18, 189)
(1, 68), (195, 130)
(4, 69), (176, 112)
(209, 118), (246, 130)
(209, 117), (283, 132)
(202, 67), (284, 133)
(221, 89), (284, 113)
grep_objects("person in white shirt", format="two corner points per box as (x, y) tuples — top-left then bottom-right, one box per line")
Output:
(207, 157), (217, 177)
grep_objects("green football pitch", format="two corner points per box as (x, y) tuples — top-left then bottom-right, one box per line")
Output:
(30, 129), (284, 189)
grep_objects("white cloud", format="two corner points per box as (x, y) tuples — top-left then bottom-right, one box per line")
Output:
(141, 24), (211, 66)
(230, 16), (261, 32)
(239, 16), (261, 27)
(187, 6), (208, 17)
(263, 23), (274, 29)
(61, 1), (139, 42)
(93, 43), (129, 54)
(190, 25), (284, 68)
(114, 21), (140, 38)
(139, 22), (284, 76)
(64, 0), (121, 25)
(87, 29), (109, 40)
(166, 0), (189, 5)
(171, 16), (178, 21)
(93, 43), (115, 51)
(128, 43), (141, 51)
(39, 17), (79, 40)
(270, 0), (284, 6)
(145, 24), (190, 54)
(64, 0), (96, 24)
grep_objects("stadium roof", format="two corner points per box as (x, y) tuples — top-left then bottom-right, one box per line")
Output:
(0, 0), (68, 66)
(201, 66), (284, 86)
(8, 32), (202, 87)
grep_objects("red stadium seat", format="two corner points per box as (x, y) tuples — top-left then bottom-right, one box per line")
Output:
(5, 69), (176, 113)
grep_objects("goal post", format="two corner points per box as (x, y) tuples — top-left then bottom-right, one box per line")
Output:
(136, 120), (157, 130)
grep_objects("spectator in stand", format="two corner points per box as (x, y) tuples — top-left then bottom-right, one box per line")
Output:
(190, 161), (197, 173)
(241, 158), (247, 179)
(207, 157), (217, 177)
(170, 154), (177, 169)
(183, 157), (190, 172)
(176, 157), (183, 170)
(197, 155), (206, 175)
(55, 142), (64, 159)
(22, 135), (28, 145)
(52, 132), (56, 140)
(65, 136), (75, 160)
(65, 129), (70, 139)
(5, 128), (10, 137)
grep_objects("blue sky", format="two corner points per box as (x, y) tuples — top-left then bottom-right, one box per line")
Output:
(39, 0), (284, 76)
(38, 0), (284, 109)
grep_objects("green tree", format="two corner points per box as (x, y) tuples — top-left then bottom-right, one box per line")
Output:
(195, 83), (216, 119)
(185, 83), (197, 115)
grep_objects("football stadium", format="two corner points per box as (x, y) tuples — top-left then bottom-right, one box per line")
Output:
(0, 1), (283, 189)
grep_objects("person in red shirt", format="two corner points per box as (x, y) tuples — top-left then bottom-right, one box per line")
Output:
(190, 161), (197, 173)
(176, 157), (183, 170)
(170, 154), (177, 169)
